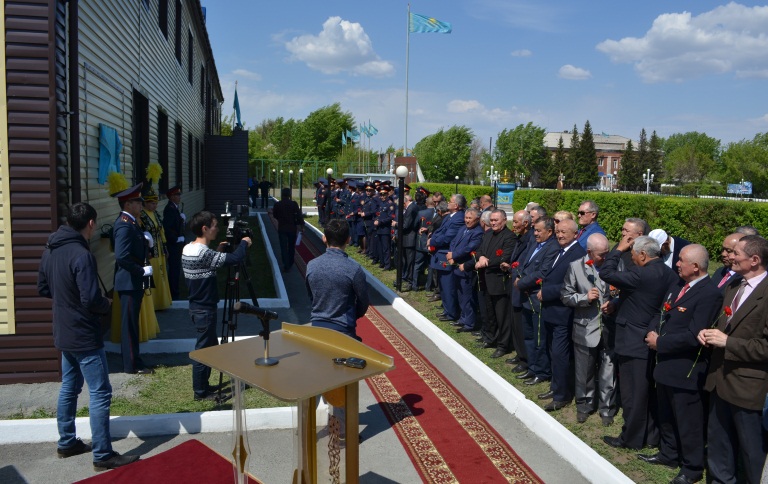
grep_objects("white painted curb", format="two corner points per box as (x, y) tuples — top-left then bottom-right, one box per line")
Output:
(307, 217), (630, 484)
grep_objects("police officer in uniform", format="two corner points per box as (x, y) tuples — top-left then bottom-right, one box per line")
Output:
(112, 183), (154, 374)
(374, 186), (395, 269)
(162, 185), (185, 300)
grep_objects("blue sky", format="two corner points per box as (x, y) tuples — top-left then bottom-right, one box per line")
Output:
(203, 1), (768, 152)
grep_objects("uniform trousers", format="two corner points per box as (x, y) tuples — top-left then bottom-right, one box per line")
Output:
(656, 383), (705, 480)
(616, 355), (659, 449)
(573, 341), (617, 417)
(376, 232), (391, 268)
(166, 242), (183, 299)
(118, 289), (144, 373)
(708, 390), (768, 484)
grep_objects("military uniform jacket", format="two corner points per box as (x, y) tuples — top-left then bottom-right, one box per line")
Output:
(374, 198), (396, 234)
(705, 275), (768, 410)
(113, 212), (148, 292)
(162, 201), (185, 243)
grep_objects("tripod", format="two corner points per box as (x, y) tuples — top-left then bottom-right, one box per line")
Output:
(216, 256), (259, 403)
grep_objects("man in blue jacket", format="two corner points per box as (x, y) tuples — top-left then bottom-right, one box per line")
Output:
(429, 194), (467, 322)
(38, 203), (140, 471)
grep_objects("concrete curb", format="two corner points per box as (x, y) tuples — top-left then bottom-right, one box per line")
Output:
(300, 221), (630, 483)
(0, 406), (327, 444)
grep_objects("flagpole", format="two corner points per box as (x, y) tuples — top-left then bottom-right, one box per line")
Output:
(232, 80), (237, 130)
(405, 4), (410, 158)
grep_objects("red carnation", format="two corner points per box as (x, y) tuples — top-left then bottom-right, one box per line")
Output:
(585, 259), (594, 266)
(442, 262), (447, 268)
(426, 221), (431, 225)
(536, 278), (543, 285)
(511, 261), (520, 269)
(663, 302), (672, 312)
(495, 249), (503, 257)
(428, 246), (436, 254)
(470, 251), (477, 257)
(724, 306), (733, 316)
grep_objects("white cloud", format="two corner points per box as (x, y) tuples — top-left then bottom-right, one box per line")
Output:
(558, 64), (592, 80)
(447, 99), (483, 113)
(284, 16), (394, 77)
(232, 69), (261, 81)
(596, 3), (768, 83)
(510, 49), (532, 57)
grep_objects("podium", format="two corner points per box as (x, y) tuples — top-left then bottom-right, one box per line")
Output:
(190, 323), (395, 483)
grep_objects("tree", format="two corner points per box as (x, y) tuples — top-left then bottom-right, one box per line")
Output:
(285, 103), (354, 161)
(413, 125), (474, 181)
(662, 131), (721, 183)
(466, 138), (486, 184)
(565, 125), (580, 188)
(636, 128), (650, 175)
(575, 120), (598, 188)
(540, 135), (567, 188)
(649, 131), (664, 179)
(494, 122), (547, 186)
(719, 132), (768, 196)
(618, 140), (641, 190)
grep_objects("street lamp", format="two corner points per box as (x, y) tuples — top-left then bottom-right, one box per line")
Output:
(395, 165), (409, 292)
(612, 171), (617, 192)
(279, 169), (284, 190)
(643, 168), (654, 194)
(487, 167), (499, 206)
(454, 175), (459, 194)
(289, 170), (294, 192)
(271, 169), (276, 198)
(558, 172), (565, 190)
(299, 168), (304, 211)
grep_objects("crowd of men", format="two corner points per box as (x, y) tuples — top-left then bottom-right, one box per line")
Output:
(363, 189), (766, 484)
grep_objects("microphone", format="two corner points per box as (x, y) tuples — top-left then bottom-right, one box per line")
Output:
(233, 301), (278, 320)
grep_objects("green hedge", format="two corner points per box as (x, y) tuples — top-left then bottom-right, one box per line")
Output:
(417, 182), (493, 201)
(512, 189), (768, 258)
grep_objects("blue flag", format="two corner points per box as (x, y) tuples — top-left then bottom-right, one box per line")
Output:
(409, 13), (452, 34)
(369, 121), (378, 135)
(233, 87), (242, 129)
(342, 131), (347, 146)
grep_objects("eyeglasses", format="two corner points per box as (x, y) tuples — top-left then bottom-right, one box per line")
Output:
(577, 211), (594, 216)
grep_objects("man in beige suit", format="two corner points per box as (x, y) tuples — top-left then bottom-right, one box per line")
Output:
(700, 235), (768, 484)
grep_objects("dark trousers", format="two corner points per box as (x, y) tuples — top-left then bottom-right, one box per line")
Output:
(522, 307), (550, 378)
(191, 307), (218, 397)
(167, 242), (183, 300)
(402, 246), (415, 285)
(260, 192), (269, 208)
(490, 293), (511, 352)
(707, 390), (768, 484)
(349, 221), (358, 246)
(367, 225), (377, 259)
(574, 341), (618, 417)
(413, 251), (430, 289)
(376, 232), (391, 268)
(438, 269), (457, 319)
(617, 355), (659, 449)
(118, 289), (144, 373)
(545, 320), (572, 402)
(278, 230), (297, 271)
(455, 274), (478, 329)
(656, 383), (705, 480)
(510, 306), (527, 362)
(479, 291), (498, 345)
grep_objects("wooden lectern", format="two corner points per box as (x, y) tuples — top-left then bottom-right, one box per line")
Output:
(190, 323), (395, 484)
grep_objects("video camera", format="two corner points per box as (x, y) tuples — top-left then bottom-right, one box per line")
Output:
(221, 201), (254, 249)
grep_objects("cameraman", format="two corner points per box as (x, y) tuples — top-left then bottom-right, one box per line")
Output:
(182, 211), (252, 401)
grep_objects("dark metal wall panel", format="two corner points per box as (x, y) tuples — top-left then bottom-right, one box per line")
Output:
(204, 130), (249, 214)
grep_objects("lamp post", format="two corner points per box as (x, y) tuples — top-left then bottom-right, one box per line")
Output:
(279, 169), (284, 190)
(271, 169), (276, 198)
(643, 168), (654, 194)
(612, 171), (617, 192)
(326, 167), (333, 180)
(289, 170), (294, 192)
(299, 168), (304, 211)
(487, 167), (499, 206)
(454, 175), (459, 194)
(395, 165), (408, 292)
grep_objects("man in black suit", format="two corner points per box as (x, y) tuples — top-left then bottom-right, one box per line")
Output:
(502, 210), (535, 372)
(700, 235), (768, 484)
(538, 219), (587, 410)
(465, 209), (516, 356)
(515, 217), (559, 382)
(600, 235), (680, 450)
(162, 185), (185, 300)
(398, 193), (421, 292)
(641, 244), (723, 484)
(711, 232), (745, 292)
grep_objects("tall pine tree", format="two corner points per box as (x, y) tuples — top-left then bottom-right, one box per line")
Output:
(541, 135), (567, 188)
(576, 120), (598, 188)
(566, 125), (580, 189)
(649, 130), (663, 181)
(618, 139), (641, 190)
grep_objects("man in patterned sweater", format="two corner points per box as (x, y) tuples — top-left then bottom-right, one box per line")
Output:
(182, 211), (251, 401)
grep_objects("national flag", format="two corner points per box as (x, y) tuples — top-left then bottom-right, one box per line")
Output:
(409, 13), (452, 34)
(350, 128), (360, 141)
(342, 131), (347, 146)
(233, 86), (242, 129)
(369, 121), (378, 135)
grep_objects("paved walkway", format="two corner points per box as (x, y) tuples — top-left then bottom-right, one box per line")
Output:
(0, 206), (618, 483)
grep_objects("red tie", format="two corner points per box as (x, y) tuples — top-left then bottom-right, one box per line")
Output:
(675, 284), (689, 303)
(717, 272), (730, 288)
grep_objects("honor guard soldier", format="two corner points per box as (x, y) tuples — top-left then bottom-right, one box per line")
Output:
(112, 183), (154, 374)
(162, 185), (185, 300)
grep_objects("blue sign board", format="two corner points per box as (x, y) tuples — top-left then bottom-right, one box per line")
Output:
(727, 182), (752, 195)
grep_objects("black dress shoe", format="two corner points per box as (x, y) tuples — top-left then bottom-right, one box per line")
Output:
(470, 331), (481, 337)
(505, 356), (520, 364)
(57, 438), (92, 458)
(601, 416), (614, 427)
(670, 473), (698, 484)
(456, 326), (474, 333)
(516, 370), (535, 380)
(438, 316), (456, 322)
(577, 412), (589, 423)
(477, 342), (495, 349)
(544, 400), (570, 411)
(490, 349), (506, 358)
(537, 390), (553, 400)
(510, 364), (527, 373)
(93, 452), (140, 472)
(637, 453), (678, 469)
(603, 435), (626, 449)
(524, 376), (549, 385)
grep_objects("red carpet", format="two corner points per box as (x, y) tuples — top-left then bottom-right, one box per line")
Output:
(76, 439), (261, 483)
(286, 218), (542, 483)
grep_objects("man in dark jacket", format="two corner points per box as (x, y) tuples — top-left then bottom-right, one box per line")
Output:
(162, 185), (185, 299)
(38, 203), (140, 471)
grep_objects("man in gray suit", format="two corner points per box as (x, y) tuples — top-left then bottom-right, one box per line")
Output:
(561, 233), (618, 426)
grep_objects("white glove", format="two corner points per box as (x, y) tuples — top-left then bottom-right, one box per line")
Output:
(177, 236), (185, 243)
(143, 231), (154, 248)
(143, 265), (154, 276)
(180, 213), (187, 222)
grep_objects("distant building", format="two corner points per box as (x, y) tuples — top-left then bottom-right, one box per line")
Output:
(543, 132), (634, 191)
(0, 0), (223, 383)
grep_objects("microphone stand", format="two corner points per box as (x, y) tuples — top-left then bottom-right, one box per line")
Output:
(254, 315), (278, 366)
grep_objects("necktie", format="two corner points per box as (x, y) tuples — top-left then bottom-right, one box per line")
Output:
(577, 228), (585, 239)
(554, 248), (566, 266)
(717, 272), (730, 288)
(725, 280), (748, 331)
(675, 283), (689, 303)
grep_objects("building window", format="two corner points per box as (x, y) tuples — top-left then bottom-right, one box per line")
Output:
(157, 110), (169, 193)
(175, 122), (183, 188)
(187, 133), (194, 191)
(174, 0), (182, 64)
(613, 159), (619, 170)
(187, 31), (193, 84)
(158, 0), (168, 38)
